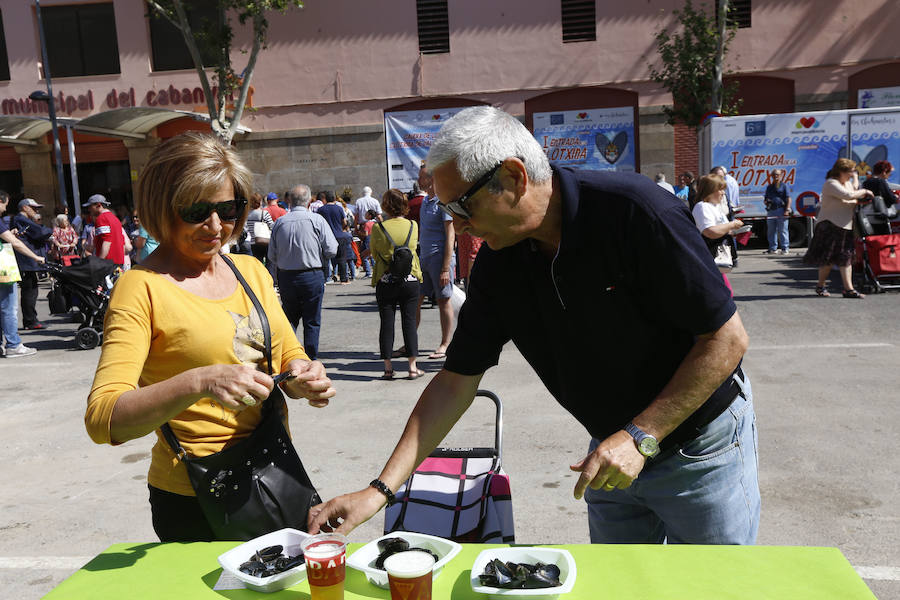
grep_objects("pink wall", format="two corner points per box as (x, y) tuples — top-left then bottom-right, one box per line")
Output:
(0, 0), (897, 132)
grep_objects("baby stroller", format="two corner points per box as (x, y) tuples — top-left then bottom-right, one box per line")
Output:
(854, 196), (900, 293)
(45, 256), (119, 349)
(384, 390), (515, 543)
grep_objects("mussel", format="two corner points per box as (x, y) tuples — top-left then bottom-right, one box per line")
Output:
(238, 545), (304, 578)
(372, 537), (441, 571)
(478, 559), (561, 589)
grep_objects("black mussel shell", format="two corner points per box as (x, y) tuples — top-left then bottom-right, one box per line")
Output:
(256, 545), (284, 562)
(524, 562), (562, 589)
(239, 559), (264, 576)
(377, 537), (410, 554)
(280, 554), (306, 571)
(479, 559), (561, 589)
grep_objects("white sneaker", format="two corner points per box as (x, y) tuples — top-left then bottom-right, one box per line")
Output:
(5, 344), (36, 358)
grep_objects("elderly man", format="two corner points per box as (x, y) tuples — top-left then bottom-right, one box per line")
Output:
(354, 186), (382, 226)
(268, 185), (337, 360)
(309, 106), (758, 546)
(12, 198), (52, 330)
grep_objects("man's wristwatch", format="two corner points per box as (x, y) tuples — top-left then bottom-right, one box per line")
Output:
(625, 423), (660, 458)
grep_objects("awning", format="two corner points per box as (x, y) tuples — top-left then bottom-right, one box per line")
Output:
(0, 107), (251, 145)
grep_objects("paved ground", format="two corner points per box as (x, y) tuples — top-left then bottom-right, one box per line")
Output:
(1, 250), (897, 599)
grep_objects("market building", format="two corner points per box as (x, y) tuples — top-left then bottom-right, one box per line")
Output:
(0, 0), (897, 218)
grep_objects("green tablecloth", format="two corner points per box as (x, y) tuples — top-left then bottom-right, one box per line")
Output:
(43, 542), (876, 599)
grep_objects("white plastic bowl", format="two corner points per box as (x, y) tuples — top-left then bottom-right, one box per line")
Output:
(346, 531), (462, 589)
(217, 528), (312, 593)
(470, 547), (577, 600)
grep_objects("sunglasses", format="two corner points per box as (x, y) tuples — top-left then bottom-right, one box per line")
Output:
(178, 198), (247, 224)
(439, 161), (504, 220)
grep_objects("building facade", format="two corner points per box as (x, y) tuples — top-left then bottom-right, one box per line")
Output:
(0, 0), (898, 217)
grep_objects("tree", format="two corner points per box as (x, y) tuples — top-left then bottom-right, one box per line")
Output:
(648, 0), (741, 129)
(146, 0), (303, 143)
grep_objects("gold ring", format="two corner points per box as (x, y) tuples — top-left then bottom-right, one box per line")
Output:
(603, 483), (616, 491)
(240, 395), (257, 406)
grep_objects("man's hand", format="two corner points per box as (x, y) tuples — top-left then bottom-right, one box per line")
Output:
(439, 269), (451, 288)
(282, 359), (336, 407)
(307, 487), (387, 535)
(570, 430), (647, 499)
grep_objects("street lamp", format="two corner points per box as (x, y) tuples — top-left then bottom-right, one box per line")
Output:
(31, 0), (68, 210)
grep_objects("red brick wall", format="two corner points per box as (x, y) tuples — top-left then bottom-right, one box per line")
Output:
(674, 123), (699, 178)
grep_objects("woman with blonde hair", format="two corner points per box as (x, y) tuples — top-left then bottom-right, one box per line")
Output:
(691, 174), (744, 292)
(85, 132), (335, 541)
(803, 158), (874, 298)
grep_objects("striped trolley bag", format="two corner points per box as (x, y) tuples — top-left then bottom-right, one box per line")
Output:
(384, 390), (515, 543)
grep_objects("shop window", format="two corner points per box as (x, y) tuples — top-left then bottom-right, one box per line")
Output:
(42, 3), (120, 78)
(0, 11), (9, 81)
(561, 0), (596, 43)
(147, 0), (220, 71)
(417, 0), (449, 54)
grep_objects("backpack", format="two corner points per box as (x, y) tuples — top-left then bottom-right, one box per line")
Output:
(377, 221), (414, 283)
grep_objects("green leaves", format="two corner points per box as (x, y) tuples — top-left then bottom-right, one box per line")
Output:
(648, 0), (741, 129)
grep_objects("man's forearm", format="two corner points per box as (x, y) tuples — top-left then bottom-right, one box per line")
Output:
(632, 312), (748, 442)
(378, 370), (482, 491)
(98, 241), (111, 259)
(442, 222), (455, 272)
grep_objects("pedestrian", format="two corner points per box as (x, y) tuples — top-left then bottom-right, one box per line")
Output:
(309, 191), (325, 213)
(267, 185), (337, 360)
(334, 224), (353, 284)
(50, 214), (78, 262)
(370, 189), (424, 381)
(692, 174), (745, 294)
(85, 133), (335, 543)
(308, 106), (757, 546)
(763, 169), (792, 254)
(245, 192), (274, 264)
(803, 158), (873, 298)
(263, 191), (287, 221)
(317, 191), (347, 283)
(12, 198), (51, 330)
(0, 191), (45, 357)
(131, 214), (160, 264)
(358, 209), (377, 278)
(354, 186), (382, 226)
(84, 194), (126, 267)
(677, 171), (697, 208)
(407, 181), (426, 225)
(414, 164), (455, 360)
(711, 166), (740, 211)
(861, 160), (895, 209)
(655, 173), (675, 194)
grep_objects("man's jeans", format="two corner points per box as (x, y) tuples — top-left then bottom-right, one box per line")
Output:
(0, 283), (22, 348)
(277, 269), (325, 360)
(767, 210), (790, 251)
(585, 375), (759, 544)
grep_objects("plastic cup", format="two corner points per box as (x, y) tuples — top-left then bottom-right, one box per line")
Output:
(384, 550), (436, 600)
(301, 533), (347, 600)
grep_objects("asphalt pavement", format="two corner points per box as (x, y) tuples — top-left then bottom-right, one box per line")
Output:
(1, 250), (897, 599)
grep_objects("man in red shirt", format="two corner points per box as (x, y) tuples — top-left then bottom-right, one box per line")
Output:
(264, 192), (287, 220)
(85, 194), (125, 266)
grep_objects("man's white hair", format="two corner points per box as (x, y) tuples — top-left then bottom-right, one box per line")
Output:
(362, 186), (372, 196)
(427, 106), (552, 185)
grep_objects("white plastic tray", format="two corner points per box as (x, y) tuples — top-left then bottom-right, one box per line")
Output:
(470, 547), (576, 600)
(217, 528), (311, 593)
(346, 531), (462, 589)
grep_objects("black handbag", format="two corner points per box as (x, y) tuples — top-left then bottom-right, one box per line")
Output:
(160, 255), (320, 541)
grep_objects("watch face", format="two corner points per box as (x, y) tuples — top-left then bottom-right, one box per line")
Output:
(639, 437), (658, 456)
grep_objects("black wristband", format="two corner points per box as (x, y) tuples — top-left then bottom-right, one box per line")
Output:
(369, 479), (397, 506)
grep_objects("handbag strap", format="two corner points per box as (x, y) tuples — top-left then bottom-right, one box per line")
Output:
(377, 220), (414, 250)
(160, 254), (277, 460)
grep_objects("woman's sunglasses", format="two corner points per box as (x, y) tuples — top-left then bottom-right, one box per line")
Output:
(178, 198), (247, 224)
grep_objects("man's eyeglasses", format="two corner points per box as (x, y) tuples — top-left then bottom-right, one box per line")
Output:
(439, 161), (504, 220)
(178, 198), (247, 224)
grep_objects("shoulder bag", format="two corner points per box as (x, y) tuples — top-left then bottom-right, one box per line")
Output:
(0, 240), (21, 283)
(160, 255), (320, 540)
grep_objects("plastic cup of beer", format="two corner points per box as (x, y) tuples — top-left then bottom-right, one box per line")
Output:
(383, 550), (436, 600)
(301, 533), (348, 600)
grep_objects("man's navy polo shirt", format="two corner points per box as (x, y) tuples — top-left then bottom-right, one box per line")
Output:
(445, 166), (738, 444)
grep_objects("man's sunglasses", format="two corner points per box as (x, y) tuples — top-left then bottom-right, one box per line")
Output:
(178, 198), (247, 224)
(439, 161), (504, 220)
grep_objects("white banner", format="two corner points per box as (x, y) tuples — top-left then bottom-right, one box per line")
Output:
(859, 86), (900, 109)
(383, 108), (467, 191)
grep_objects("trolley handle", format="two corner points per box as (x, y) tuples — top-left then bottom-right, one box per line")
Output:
(474, 389), (503, 466)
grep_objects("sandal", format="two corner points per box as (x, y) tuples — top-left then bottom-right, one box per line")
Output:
(815, 286), (830, 297)
(842, 289), (865, 299)
(407, 369), (425, 380)
(379, 371), (395, 380)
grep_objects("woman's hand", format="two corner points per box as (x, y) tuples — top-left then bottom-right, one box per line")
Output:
(282, 359), (337, 407)
(731, 219), (744, 230)
(200, 364), (274, 411)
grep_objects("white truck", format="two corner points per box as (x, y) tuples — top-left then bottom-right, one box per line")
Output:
(699, 107), (900, 247)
